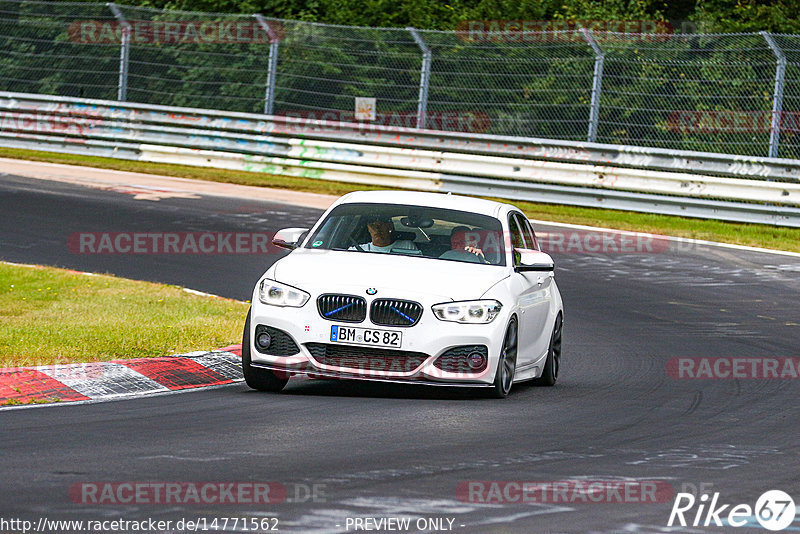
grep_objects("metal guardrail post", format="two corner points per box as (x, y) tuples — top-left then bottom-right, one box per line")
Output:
(581, 29), (605, 144)
(407, 27), (431, 129)
(255, 14), (280, 116)
(761, 31), (786, 159)
(107, 3), (130, 102)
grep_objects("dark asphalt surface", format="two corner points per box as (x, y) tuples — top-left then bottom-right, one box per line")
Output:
(1, 173), (800, 533)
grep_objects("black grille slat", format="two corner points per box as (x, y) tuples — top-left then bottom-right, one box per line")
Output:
(370, 298), (423, 327)
(306, 343), (428, 373)
(317, 294), (367, 323)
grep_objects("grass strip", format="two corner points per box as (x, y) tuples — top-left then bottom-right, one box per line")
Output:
(2, 146), (799, 253)
(0, 262), (249, 368)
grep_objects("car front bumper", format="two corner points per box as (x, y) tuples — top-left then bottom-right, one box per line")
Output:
(249, 301), (509, 386)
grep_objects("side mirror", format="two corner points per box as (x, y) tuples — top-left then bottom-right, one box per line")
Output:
(272, 228), (309, 251)
(514, 249), (554, 272)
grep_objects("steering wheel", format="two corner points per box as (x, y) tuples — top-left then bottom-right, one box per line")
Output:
(349, 236), (366, 252)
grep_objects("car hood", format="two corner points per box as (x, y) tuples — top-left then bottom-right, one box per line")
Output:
(271, 249), (508, 302)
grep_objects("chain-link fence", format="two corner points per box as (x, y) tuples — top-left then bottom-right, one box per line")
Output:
(1, 0), (799, 159)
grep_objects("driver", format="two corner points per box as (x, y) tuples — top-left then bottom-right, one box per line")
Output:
(354, 217), (420, 254)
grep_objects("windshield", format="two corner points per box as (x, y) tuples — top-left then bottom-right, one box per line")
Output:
(304, 202), (506, 266)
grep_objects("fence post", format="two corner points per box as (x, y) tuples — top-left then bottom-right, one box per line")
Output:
(254, 14), (280, 116)
(581, 28), (604, 143)
(107, 3), (130, 102)
(407, 27), (431, 129)
(761, 31), (786, 159)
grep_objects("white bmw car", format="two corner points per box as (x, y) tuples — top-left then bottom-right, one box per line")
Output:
(242, 191), (563, 397)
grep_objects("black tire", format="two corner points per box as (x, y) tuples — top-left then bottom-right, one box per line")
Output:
(242, 310), (289, 393)
(533, 314), (562, 387)
(491, 318), (518, 398)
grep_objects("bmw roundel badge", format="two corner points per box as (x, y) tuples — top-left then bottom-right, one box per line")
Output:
(366, 288), (377, 295)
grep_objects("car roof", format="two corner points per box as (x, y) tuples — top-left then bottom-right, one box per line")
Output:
(336, 190), (516, 218)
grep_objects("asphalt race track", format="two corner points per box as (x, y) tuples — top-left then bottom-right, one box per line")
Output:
(2, 172), (800, 533)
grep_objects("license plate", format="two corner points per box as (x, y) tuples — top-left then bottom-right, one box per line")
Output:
(330, 325), (402, 348)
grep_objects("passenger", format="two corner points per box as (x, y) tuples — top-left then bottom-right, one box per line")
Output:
(439, 226), (487, 263)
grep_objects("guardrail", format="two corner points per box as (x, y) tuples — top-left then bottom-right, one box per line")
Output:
(2, 91), (800, 227)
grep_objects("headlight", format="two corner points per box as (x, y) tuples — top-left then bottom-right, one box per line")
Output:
(432, 300), (502, 323)
(258, 279), (310, 307)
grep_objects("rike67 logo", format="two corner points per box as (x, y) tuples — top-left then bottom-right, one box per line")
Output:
(668, 490), (796, 531)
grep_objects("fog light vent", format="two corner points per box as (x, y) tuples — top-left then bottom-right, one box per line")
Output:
(254, 325), (299, 356)
(433, 345), (489, 373)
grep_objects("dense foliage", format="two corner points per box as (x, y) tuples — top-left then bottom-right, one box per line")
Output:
(136, 0), (800, 33)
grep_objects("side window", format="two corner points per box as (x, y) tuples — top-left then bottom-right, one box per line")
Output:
(519, 216), (539, 251)
(510, 213), (536, 248)
(508, 214), (526, 249)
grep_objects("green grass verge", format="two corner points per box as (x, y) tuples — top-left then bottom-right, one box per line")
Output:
(0, 262), (249, 368)
(2, 146), (799, 253)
